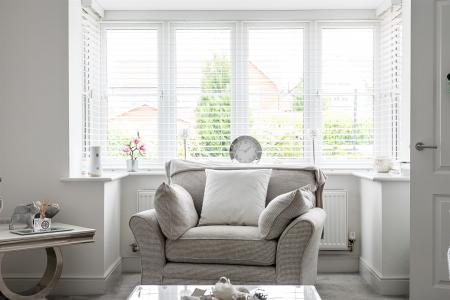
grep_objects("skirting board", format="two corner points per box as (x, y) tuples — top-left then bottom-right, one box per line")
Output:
(4, 258), (122, 296)
(318, 253), (359, 273)
(359, 258), (409, 296)
(122, 256), (141, 273)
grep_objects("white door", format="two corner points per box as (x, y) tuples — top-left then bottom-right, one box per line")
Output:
(410, 0), (450, 299)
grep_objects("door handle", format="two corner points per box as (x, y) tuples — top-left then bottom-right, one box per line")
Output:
(415, 142), (438, 151)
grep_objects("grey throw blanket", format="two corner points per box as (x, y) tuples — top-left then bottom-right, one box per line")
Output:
(165, 159), (327, 208)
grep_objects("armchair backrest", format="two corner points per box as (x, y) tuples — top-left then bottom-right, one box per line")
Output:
(165, 159), (326, 215)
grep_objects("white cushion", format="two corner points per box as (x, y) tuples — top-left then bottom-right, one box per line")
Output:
(199, 169), (272, 226)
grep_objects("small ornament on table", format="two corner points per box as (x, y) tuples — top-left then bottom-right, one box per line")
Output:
(250, 289), (268, 300)
(33, 200), (59, 232)
(181, 277), (267, 300)
(9, 203), (39, 230)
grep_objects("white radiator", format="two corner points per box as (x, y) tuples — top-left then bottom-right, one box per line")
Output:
(136, 190), (156, 212)
(320, 190), (349, 250)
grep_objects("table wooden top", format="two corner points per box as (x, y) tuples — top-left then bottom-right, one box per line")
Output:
(0, 223), (95, 252)
(128, 285), (321, 300)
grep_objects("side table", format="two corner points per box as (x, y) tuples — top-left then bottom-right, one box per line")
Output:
(0, 223), (95, 299)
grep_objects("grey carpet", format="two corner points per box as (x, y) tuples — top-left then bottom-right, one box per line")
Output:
(48, 273), (409, 300)
(316, 274), (408, 300)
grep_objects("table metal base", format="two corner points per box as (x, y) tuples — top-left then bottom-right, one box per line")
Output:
(0, 247), (63, 300)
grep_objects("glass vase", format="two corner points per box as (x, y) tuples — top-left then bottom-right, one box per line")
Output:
(127, 159), (138, 172)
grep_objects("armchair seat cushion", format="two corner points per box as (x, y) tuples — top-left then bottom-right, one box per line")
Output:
(163, 263), (276, 284)
(166, 226), (277, 266)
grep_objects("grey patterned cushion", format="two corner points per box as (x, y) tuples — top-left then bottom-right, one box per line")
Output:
(154, 183), (198, 240)
(166, 225), (276, 266)
(258, 186), (314, 240)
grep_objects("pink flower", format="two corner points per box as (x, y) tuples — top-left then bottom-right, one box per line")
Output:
(121, 147), (130, 153)
(139, 144), (146, 152)
(133, 138), (140, 145)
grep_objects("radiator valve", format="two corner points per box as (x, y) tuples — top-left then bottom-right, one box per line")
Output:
(131, 242), (139, 252)
(348, 231), (356, 251)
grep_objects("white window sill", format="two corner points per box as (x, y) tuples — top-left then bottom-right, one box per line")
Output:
(352, 171), (410, 182)
(127, 170), (167, 176)
(62, 167), (409, 182)
(61, 172), (130, 182)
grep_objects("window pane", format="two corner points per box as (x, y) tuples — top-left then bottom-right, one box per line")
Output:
(176, 29), (231, 159)
(321, 28), (374, 161)
(248, 28), (304, 160)
(106, 29), (159, 163)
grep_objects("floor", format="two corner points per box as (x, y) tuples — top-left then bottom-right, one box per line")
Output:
(45, 273), (408, 300)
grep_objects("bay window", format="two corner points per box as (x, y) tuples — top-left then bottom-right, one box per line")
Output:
(82, 17), (400, 169)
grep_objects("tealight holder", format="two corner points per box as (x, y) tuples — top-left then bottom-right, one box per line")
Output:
(33, 218), (51, 232)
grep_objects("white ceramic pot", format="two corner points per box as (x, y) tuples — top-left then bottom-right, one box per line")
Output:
(374, 157), (393, 173)
(88, 146), (102, 177)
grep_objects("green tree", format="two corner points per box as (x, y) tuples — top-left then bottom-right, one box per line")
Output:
(292, 82), (304, 112)
(192, 54), (231, 157)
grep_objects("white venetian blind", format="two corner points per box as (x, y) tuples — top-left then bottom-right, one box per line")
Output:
(104, 28), (159, 165)
(376, 6), (402, 160)
(83, 19), (401, 168)
(175, 28), (232, 159)
(247, 27), (306, 161)
(81, 8), (102, 171)
(319, 27), (375, 163)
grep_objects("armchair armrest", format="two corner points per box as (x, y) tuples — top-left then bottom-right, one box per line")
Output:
(129, 209), (166, 284)
(276, 208), (326, 285)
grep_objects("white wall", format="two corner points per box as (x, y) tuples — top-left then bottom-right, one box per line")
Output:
(0, 0), (118, 294)
(104, 180), (122, 275)
(359, 178), (410, 295)
(360, 180), (383, 272)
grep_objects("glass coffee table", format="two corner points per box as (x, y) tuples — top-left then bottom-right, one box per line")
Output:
(128, 285), (321, 300)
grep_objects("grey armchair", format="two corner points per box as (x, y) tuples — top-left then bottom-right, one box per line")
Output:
(130, 160), (326, 285)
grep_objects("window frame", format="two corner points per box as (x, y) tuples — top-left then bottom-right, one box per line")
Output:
(97, 19), (384, 169)
(243, 21), (310, 163)
(168, 22), (237, 160)
(100, 22), (163, 168)
(316, 21), (379, 168)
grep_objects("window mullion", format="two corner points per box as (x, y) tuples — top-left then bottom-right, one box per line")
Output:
(233, 21), (248, 139)
(313, 21), (324, 166)
(303, 21), (320, 165)
(159, 22), (177, 162)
